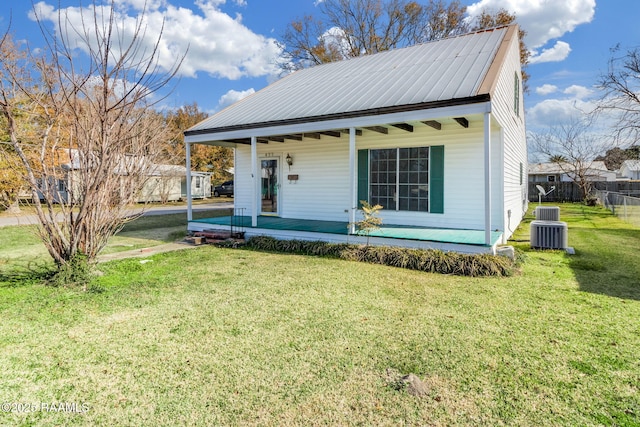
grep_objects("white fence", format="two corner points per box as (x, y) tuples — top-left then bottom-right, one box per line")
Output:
(595, 190), (640, 227)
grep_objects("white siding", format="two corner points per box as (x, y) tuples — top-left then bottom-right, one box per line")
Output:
(235, 120), (501, 231)
(488, 30), (528, 241)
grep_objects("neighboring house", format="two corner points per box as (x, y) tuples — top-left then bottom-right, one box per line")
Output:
(528, 161), (617, 183)
(619, 160), (640, 180)
(38, 150), (211, 203)
(184, 25), (528, 254)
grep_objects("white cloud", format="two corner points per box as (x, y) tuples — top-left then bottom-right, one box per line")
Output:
(530, 41), (571, 64)
(217, 88), (255, 109)
(535, 84), (558, 96)
(563, 85), (593, 99)
(466, 0), (595, 48)
(527, 98), (596, 128)
(30, 0), (283, 80)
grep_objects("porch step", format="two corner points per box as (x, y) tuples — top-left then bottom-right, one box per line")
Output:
(190, 229), (246, 244)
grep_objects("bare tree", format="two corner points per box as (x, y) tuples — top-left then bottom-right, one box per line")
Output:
(598, 46), (640, 145)
(529, 117), (607, 201)
(0, 1), (183, 272)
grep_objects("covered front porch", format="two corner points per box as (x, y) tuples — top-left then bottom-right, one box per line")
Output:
(188, 215), (502, 254)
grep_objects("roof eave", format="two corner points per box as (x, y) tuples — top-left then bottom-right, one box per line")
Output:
(184, 95), (490, 138)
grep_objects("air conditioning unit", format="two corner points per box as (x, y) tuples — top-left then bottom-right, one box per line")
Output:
(535, 206), (560, 221)
(530, 220), (568, 250)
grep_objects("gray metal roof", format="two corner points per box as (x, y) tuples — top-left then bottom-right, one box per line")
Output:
(187, 26), (509, 135)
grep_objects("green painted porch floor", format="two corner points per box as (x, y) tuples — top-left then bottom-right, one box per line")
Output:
(191, 216), (502, 247)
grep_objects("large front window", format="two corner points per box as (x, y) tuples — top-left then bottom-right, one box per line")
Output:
(370, 147), (430, 212)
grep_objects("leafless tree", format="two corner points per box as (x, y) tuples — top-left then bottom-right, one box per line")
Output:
(529, 117), (607, 201)
(0, 1), (183, 270)
(598, 46), (640, 146)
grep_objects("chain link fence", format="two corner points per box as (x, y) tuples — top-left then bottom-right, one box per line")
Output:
(595, 190), (640, 227)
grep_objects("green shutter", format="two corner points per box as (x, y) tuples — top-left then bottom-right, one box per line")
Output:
(357, 149), (369, 206)
(430, 146), (444, 214)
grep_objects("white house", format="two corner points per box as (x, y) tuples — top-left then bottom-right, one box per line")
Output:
(184, 25), (527, 254)
(619, 160), (640, 180)
(528, 161), (617, 183)
(39, 150), (211, 204)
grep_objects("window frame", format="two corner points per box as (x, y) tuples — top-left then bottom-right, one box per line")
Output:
(368, 146), (431, 213)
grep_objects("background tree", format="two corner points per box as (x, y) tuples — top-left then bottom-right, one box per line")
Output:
(598, 46), (640, 145)
(164, 103), (233, 183)
(594, 145), (640, 170)
(470, 8), (530, 91)
(0, 2), (183, 273)
(280, 1), (529, 90)
(280, 0), (467, 71)
(529, 117), (606, 201)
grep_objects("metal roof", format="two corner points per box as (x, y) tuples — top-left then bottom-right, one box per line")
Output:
(187, 26), (510, 135)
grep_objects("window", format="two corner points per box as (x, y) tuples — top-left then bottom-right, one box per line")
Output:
(547, 175), (555, 182)
(369, 147), (430, 212)
(58, 179), (66, 192)
(514, 72), (520, 116)
(195, 177), (201, 189)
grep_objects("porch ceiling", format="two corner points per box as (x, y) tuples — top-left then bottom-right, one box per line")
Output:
(217, 116), (476, 145)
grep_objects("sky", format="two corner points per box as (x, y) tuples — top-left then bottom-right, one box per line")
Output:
(1, 0), (638, 137)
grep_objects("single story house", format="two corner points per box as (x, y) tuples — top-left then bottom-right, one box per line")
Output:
(619, 159), (640, 180)
(528, 161), (617, 183)
(38, 150), (211, 204)
(184, 25), (528, 254)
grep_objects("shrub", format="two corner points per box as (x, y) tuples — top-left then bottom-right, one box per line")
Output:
(244, 237), (514, 277)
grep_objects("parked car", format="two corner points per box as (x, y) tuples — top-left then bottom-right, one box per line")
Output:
(213, 180), (233, 197)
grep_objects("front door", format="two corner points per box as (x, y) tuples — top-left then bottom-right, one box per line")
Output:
(260, 158), (279, 215)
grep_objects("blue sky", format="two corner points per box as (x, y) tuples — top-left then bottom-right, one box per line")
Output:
(1, 0), (637, 133)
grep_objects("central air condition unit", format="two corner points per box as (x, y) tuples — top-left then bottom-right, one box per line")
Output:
(535, 206), (560, 221)
(530, 220), (568, 250)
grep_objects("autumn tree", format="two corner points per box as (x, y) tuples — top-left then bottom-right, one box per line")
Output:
(470, 8), (530, 91)
(280, 0), (468, 71)
(165, 103), (233, 183)
(0, 2), (183, 275)
(280, 1), (529, 91)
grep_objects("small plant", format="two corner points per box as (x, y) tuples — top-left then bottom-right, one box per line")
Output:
(352, 201), (383, 245)
(48, 253), (93, 287)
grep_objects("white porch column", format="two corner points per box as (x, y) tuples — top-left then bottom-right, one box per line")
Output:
(251, 136), (258, 227)
(349, 127), (357, 234)
(186, 141), (193, 221)
(484, 111), (492, 246)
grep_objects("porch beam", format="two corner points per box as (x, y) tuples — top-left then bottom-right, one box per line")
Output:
(364, 126), (388, 134)
(484, 112), (491, 247)
(283, 134), (303, 141)
(266, 136), (285, 143)
(422, 120), (442, 130)
(251, 136), (258, 227)
(391, 123), (414, 132)
(303, 133), (322, 139)
(320, 130), (341, 138)
(454, 117), (469, 128)
(186, 141), (193, 221)
(340, 128), (362, 136)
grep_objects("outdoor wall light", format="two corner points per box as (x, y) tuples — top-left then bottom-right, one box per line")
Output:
(286, 153), (293, 168)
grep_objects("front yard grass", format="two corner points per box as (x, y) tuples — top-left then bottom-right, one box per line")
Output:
(0, 203), (639, 426)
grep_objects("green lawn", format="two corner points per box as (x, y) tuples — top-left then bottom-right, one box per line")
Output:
(0, 204), (639, 426)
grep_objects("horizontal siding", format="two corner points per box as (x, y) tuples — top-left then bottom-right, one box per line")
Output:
(489, 30), (528, 240)
(235, 120), (501, 231)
